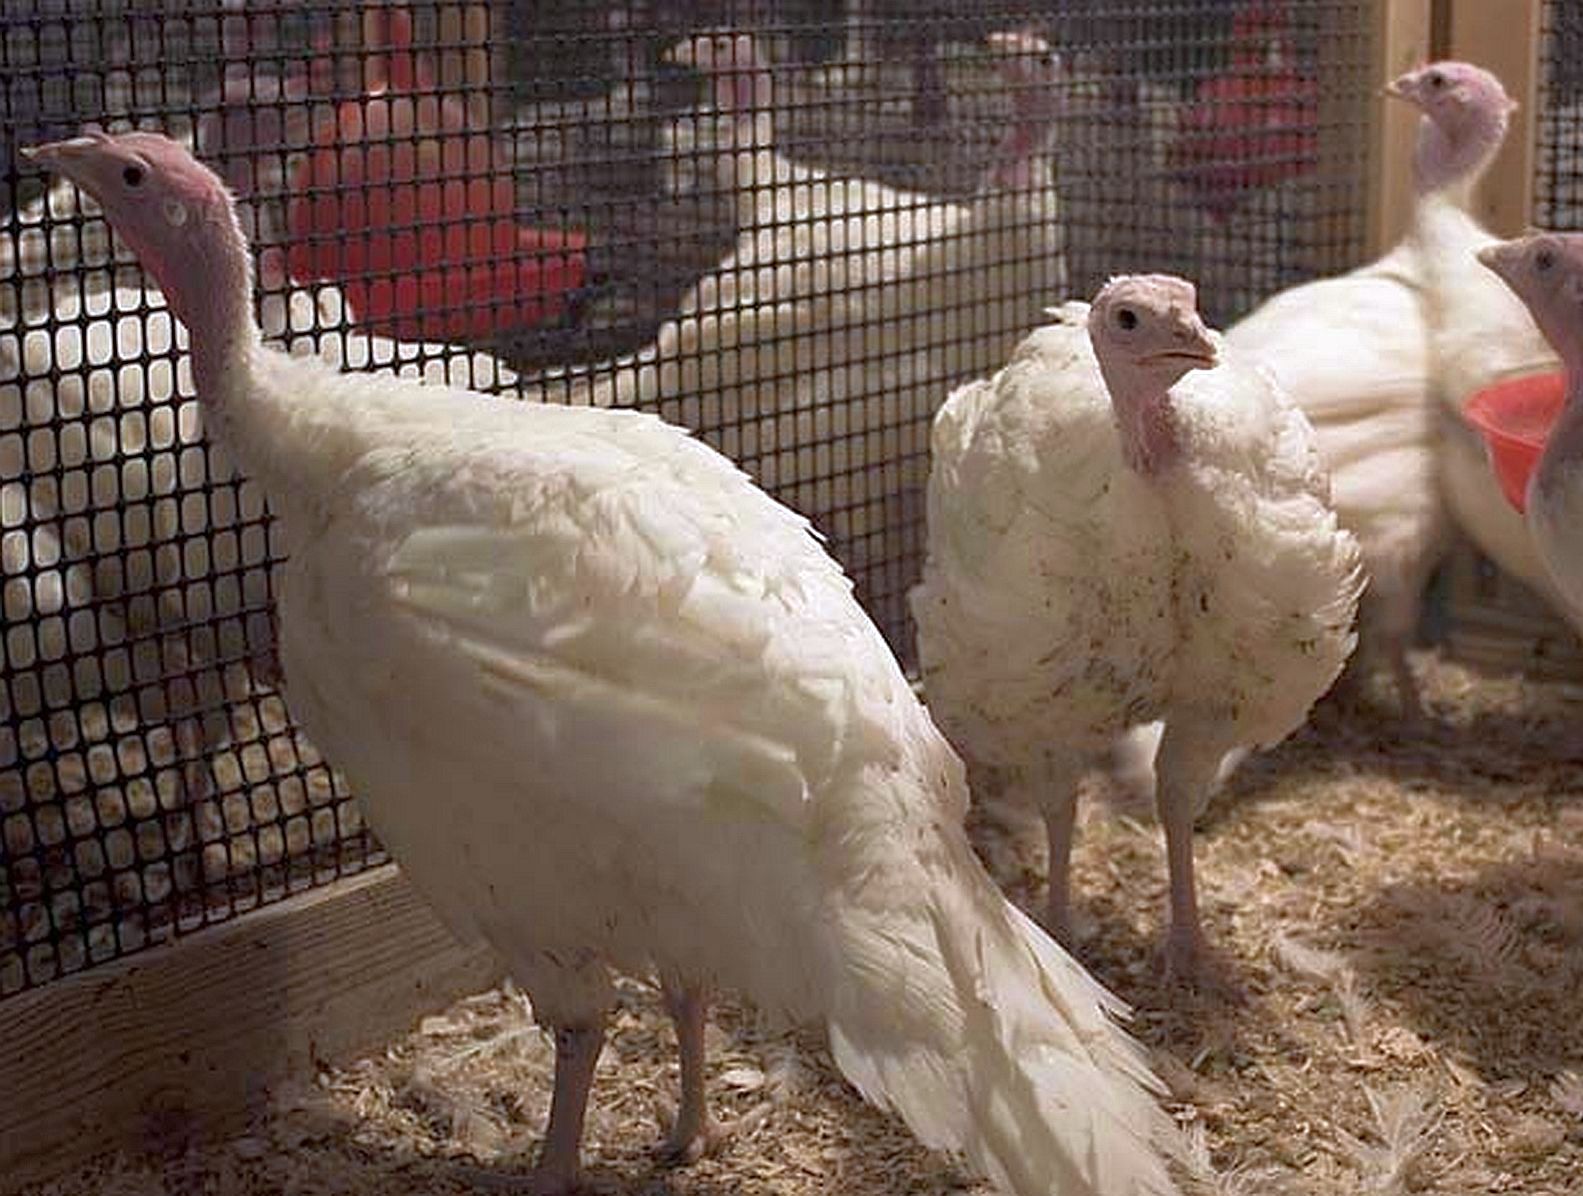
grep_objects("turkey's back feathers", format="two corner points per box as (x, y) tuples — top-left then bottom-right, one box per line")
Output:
(263, 364), (940, 986)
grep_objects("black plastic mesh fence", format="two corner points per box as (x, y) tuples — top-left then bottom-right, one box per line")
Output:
(0, 0), (1376, 997)
(1537, 0), (1583, 230)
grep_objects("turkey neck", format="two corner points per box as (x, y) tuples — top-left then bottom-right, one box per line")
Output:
(984, 87), (1059, 191)
(175, 204), (321, 519)
(710, 63), (778, 224)
(1534, 354), (1583, 510)
(1412, 104), (1506, 210)
(1097, 366), (1181, 477)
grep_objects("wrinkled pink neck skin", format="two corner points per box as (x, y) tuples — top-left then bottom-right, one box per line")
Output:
(184, 207), (258, 398)
(124, 196), (258, 410)
(1413, 106), (1505, 199)
(1103, 374), (1182, 477)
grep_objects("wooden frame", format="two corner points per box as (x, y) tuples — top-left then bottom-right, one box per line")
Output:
(0, 867), (499, 1189)
(1366, 0), (1435, 257)
(1440, 0), (1544, 236)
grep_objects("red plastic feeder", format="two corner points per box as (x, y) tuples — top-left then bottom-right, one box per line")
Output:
(1463, 371), (1566, 514)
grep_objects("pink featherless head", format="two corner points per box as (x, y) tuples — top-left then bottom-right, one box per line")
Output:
(1386, 62), (1513, 149)
(1386, 60), (1515, 118)
(1383, 61), (1514, 195)
(22, 128), (249, 334)
(24, 127), (232, 207)
(1089, 274), (1218, 372)
(1087, 274), (1219, 477)
(1479, 232), (1583, 368)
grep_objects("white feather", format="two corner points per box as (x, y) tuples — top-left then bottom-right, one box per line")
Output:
(0, 172), (520, 792)
(215, 341), (1177, 1196)
(914, 306), (1363, 815)
(1416, 192), (1563, 599)
(531, 43), (1064, 586)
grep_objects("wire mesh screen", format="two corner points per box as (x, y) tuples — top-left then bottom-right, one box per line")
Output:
(1537, 0), (1583, 230)
(0, 0), (1376, 997)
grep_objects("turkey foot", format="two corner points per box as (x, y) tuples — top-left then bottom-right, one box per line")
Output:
(656, 974), (748, 1164)
(655, 1098), (752, 1165)
(656, 1102), (724, 1164)
(1160, 923), (1247, 1004)
(1389, 645), (1425, 725)
(449, 1013), (608, 1194)
(471, 1020), (605, 1196)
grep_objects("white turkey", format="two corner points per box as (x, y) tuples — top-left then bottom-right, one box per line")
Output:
(912, 275), (1362, 988)
(1411, 65), (1562, 602)
(1225, 61), (1515, 714)
(2, 161), (520, 822)
(1106, 61), (1518, 808)
(1475, 233), (1583, 630)
(23, 128), (1178, 1196)
(537, 30), (1064, 630)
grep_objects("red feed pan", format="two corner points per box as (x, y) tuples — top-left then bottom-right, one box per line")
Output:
(1463, 371), (1566, 513)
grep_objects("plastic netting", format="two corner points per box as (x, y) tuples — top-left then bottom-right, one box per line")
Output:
(1537, 0), (1583, 230)
(0, 0), (1375, 996)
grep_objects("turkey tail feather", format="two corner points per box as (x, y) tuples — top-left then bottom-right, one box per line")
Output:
(823, 837), (1178, 1196)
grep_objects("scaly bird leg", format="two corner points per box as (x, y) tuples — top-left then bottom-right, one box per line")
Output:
(1388, 639), (1424, 724)
(1041, 786), (1079, 947)
(1033, 752), (1084, 947)
(1155, 725), (1245, 1001)
(658, 973), (727, 1163)
(656, 973), (775, 1163)
(532, 1019), (606, 1194)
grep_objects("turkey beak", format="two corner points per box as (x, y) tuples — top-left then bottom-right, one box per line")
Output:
(1381, 74), (1417, 104)
(19, 134), (106, 190)
(1147, 319), (1218, 371)
(1476, 240), (1524, 289)
(1175, 314), (1219, 369)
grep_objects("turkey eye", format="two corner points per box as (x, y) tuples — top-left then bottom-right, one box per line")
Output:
(1428, 70), (1446, 89)
(1536, 248), (1556, 272)
(121, 164), (144, 187)
(1116, 307), (1138, 331)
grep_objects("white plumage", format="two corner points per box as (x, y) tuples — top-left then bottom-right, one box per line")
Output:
(25, 129), (1177, 1196)
(272, 374), (1172, 1196)
(1219, 62), (1518, 716)
(1220, 240), (1434, 712)
(1418, 190), (1561, 603)
(1102, 63), (1519, 801)
(913, 280), (1362, 983)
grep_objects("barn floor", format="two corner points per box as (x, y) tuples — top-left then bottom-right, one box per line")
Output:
(23, 652), (1583, 1196)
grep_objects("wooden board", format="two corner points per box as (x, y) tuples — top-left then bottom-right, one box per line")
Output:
(1441, 539), (1583, 680)
(0, 866), (501, 1190)
(1366, 0), (1435, 258)
(1443, 0), (1543, 236)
